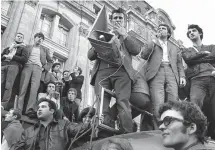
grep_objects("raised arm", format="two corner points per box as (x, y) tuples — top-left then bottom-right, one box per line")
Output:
(141, 41), (154, 60)
(88, 47), (97, 61)
(123, 35), (141, 56)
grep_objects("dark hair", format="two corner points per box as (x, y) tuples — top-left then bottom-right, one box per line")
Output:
(37, 98), (57, 112)
(78, 107), (96, 121)
(67, 88), (77, 96)
(159, 101), (207, 143)
(158, 24), (172, 39)
(77, 66), (82, 75)
(52, 62), (61, 72)
(10, 108), (21, 120)
(101, 138), (133, 150)
(16, 32), (24, 38)
(187, 24), (203, 40)
(34, 32), (45, 40)
(110, 7), (126, 21)
(47, 81), (56, 87)
(63, 70), (69, 75)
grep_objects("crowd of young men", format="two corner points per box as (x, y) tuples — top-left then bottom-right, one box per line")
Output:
(1, 6), (215, 150)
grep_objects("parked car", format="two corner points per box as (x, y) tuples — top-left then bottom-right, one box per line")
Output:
(73, 130), (215, 150)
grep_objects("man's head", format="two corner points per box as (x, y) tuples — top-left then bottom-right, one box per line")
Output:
(67, 88), (77, 101)
(15, 32), (24, 43)
(63, 70), (70, 78)
(101, 138), (133, 150)
(110, 8), (126, 28)
(157, 24), (172, 40)
(73, 66), (82, 75)
(37, 98), (57, 120)
(52, 62), (61, 73)
(158, 101), (207, 149)
(5, 109), (21, 121)
(34, 32), (45, 46)
(187, 24), (203, 41)
(78, 107), (96, 123)
(46, 81), (56, 94)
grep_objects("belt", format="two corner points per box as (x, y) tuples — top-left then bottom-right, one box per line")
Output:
(160, 62), (171, 67)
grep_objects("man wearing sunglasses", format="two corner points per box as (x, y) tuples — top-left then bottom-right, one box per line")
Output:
(181, 24), (215, 139)
(158, 101), (208, 150)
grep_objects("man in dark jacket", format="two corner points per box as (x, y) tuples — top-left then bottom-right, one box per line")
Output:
(2, 109), (24, 150)
(62, 67), (84, 103)
(61, 88), (80, 122)
(159, 101), (208, 150)
(88, 8), (140, 133)
(1, 32), (27, 110)
(14, 98), (90, 150)
(181, 24), (215, 139)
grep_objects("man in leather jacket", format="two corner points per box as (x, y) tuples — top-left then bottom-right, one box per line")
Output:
(14, 98), (90, 150)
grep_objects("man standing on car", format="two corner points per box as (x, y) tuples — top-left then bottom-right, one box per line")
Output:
(88, 8), (140, 133)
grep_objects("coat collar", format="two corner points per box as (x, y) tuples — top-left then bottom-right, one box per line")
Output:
(153, 38), (171, 54)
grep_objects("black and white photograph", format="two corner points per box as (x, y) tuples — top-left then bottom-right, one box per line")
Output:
(1, 0), (215, 149)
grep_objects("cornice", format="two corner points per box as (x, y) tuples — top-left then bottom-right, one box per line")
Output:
(63, 1), (96, 24)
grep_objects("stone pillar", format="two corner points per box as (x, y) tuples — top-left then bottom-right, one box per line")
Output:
(64, 24), (79, 71)
(50, 14), (60, 41)
(1, 1), (25, 49)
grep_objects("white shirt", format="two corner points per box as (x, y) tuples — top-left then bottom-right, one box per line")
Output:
(1, 136), (10, 150)
(159, 39), (169, 62)
(27, 47), (42, 67)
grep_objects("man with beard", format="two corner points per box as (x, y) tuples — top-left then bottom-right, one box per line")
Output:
(14, 98), (91, 150)
(141, 24), (186, 121)
(181, 24), (215, 139)
(1, 32), (27, 110)
(17, 32), (53, 117)
(158, 101), (208, 150)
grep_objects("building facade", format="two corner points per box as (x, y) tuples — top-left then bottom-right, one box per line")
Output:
(1, 0), (182, 110)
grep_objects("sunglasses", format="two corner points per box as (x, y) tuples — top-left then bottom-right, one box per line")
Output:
(113, 16), (123, 20)
(158, 116), (190, 127)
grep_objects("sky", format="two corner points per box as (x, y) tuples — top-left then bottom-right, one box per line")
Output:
(146, 0), (215, 47)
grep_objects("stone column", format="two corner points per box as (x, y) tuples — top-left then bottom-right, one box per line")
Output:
(50, 14), (60, 41)
(1, 1), (25, 49)
(64, 24), (79, 71)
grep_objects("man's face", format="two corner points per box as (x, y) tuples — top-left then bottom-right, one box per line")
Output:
(159, 110), (189, 148)
(111, 13), (125, 28)
(47, 83), (55, 94)
(5, 110), (15, 121)
(34, 36), (44, 46)
(37, 101), (54, 120)
(187, 28), (201, 41)
(157, 25), (169, 39)
(15, 34), (24, 43)
(63, 71), (69, 78)
(53, 65), (61, 72)
(67, 91), (76, 101)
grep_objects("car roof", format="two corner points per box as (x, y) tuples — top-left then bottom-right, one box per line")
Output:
(73, 130), (215, 150)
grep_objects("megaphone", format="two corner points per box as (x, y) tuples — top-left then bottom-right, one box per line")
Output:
(88, 5), (122, 67)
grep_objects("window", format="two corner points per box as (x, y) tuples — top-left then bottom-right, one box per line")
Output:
(93, 4), (100, 15)
(1, 1), (11, 16)
(55, 24), (69, 47)
(38, 14), (53, 37)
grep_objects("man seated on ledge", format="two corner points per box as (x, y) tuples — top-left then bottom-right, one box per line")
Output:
(14, 98), (91, 150)
(158, 100), (208, 150)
